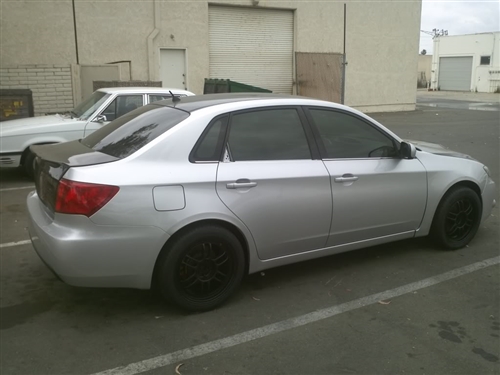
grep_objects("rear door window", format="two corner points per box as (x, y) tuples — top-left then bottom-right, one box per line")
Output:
(149, 94), (185, 103)
(82, 106), (189, 158)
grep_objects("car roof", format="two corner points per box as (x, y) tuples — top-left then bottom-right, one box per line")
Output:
(97, 87), (194, 95)
(151, 93), (314, 112)
(146, 93), (403, 142)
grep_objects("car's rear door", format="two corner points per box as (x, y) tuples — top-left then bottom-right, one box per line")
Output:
(304, 107), (427, 246)
(216, 107), (332, 260)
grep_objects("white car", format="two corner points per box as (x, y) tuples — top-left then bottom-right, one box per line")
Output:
(0, 87), (194, 176)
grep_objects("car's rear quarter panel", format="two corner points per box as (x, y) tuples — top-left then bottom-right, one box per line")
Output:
(27, 191), (167, 289)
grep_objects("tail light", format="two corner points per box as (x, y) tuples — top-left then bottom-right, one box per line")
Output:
(55, 179), (119, 217)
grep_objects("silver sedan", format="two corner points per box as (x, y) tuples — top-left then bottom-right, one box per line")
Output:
(27, 94), (497, 311)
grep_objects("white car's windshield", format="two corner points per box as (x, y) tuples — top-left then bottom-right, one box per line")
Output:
(72, 91), (111, 120)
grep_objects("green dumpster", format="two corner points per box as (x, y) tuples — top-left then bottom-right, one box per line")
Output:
(204, 79), (272, 94)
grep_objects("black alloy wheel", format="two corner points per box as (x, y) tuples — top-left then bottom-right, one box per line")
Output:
(444, 198), (476, 241)
(432, 186), (482, 250)
(157, 225), (245, 311)
(178, 241), (233, 301)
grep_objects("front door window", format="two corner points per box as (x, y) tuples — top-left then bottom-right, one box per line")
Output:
(101, 95), (144, 122)
(308, 109), (398, 159)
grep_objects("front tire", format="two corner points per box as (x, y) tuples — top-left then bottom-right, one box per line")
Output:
(156, 225), (245, 312)
(431, 186), (482, 250)
(23, 151), (36, 179)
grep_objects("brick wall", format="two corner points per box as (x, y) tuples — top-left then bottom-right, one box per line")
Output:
(0, 64), (74, 117)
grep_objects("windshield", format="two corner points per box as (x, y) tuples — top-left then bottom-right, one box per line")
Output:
(72, 91), (110, 120)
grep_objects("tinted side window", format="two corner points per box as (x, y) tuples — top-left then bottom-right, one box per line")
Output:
(309, 109), (397, 159)
(82, 106), (189, 158)
(228, 109), (311, 161)
(191, 116), (227, 162)
(101, 95), (143, 121)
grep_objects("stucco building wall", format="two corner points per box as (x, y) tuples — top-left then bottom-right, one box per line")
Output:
(1, 0), (422, 113)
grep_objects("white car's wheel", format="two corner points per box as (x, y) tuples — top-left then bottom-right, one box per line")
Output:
(23, 151), (36, 178)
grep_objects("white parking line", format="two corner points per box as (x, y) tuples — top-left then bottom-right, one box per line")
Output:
(91, 256), (500, 375)
(0, 240), (31, 249)
(0, 185), (34, 192)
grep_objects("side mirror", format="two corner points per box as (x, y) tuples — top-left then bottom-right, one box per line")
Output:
(399, 142), (416, 159)
(95, 114), (107, 123)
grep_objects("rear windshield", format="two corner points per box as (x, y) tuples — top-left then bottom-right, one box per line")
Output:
(81, 105), (189, 158)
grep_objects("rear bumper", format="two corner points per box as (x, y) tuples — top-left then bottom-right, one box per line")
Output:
(481, 177), (496, 223)
(27, 191), (168, 289)
(0, 152), (21, 168)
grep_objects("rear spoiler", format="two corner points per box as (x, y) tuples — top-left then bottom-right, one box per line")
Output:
(31, 140), (119, 168)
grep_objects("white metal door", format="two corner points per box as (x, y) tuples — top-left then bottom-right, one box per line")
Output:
(160, 49), (186, 90)
(438, 57), (473, 91)
(209, 6), (294, 94)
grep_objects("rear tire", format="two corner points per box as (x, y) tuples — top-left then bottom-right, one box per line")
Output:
(23, 151), (36, 179)
(156, 225), (245, 312)
(431, 186), (482, 250)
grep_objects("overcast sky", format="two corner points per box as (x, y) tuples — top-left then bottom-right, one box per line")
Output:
(420, 0), (500, 54)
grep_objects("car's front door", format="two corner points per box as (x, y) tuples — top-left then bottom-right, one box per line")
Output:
(216, 107), (332, 260)
(305, 107), (427, 246)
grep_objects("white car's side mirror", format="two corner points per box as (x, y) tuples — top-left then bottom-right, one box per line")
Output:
(95, 114), (107, 123)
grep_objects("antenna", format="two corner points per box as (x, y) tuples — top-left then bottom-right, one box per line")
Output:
(169, 91), (181, 103)
(421, 29), (448, 39)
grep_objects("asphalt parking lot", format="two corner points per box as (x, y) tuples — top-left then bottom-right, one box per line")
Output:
(1, 97), (499, 375)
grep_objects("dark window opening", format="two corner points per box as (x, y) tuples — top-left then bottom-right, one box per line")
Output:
(308, 109), (398, 159)
(101, 95), (143, 122)
(480, 56), (491, 65)
(190, 116), (228, 162)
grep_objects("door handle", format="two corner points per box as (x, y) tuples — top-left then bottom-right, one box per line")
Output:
(334, 175), (359, 183)
(226, 179), (258, 189)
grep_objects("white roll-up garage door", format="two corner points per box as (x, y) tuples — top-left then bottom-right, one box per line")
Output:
(209, 6), (294, 94)
(438, 57), (473, 91)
